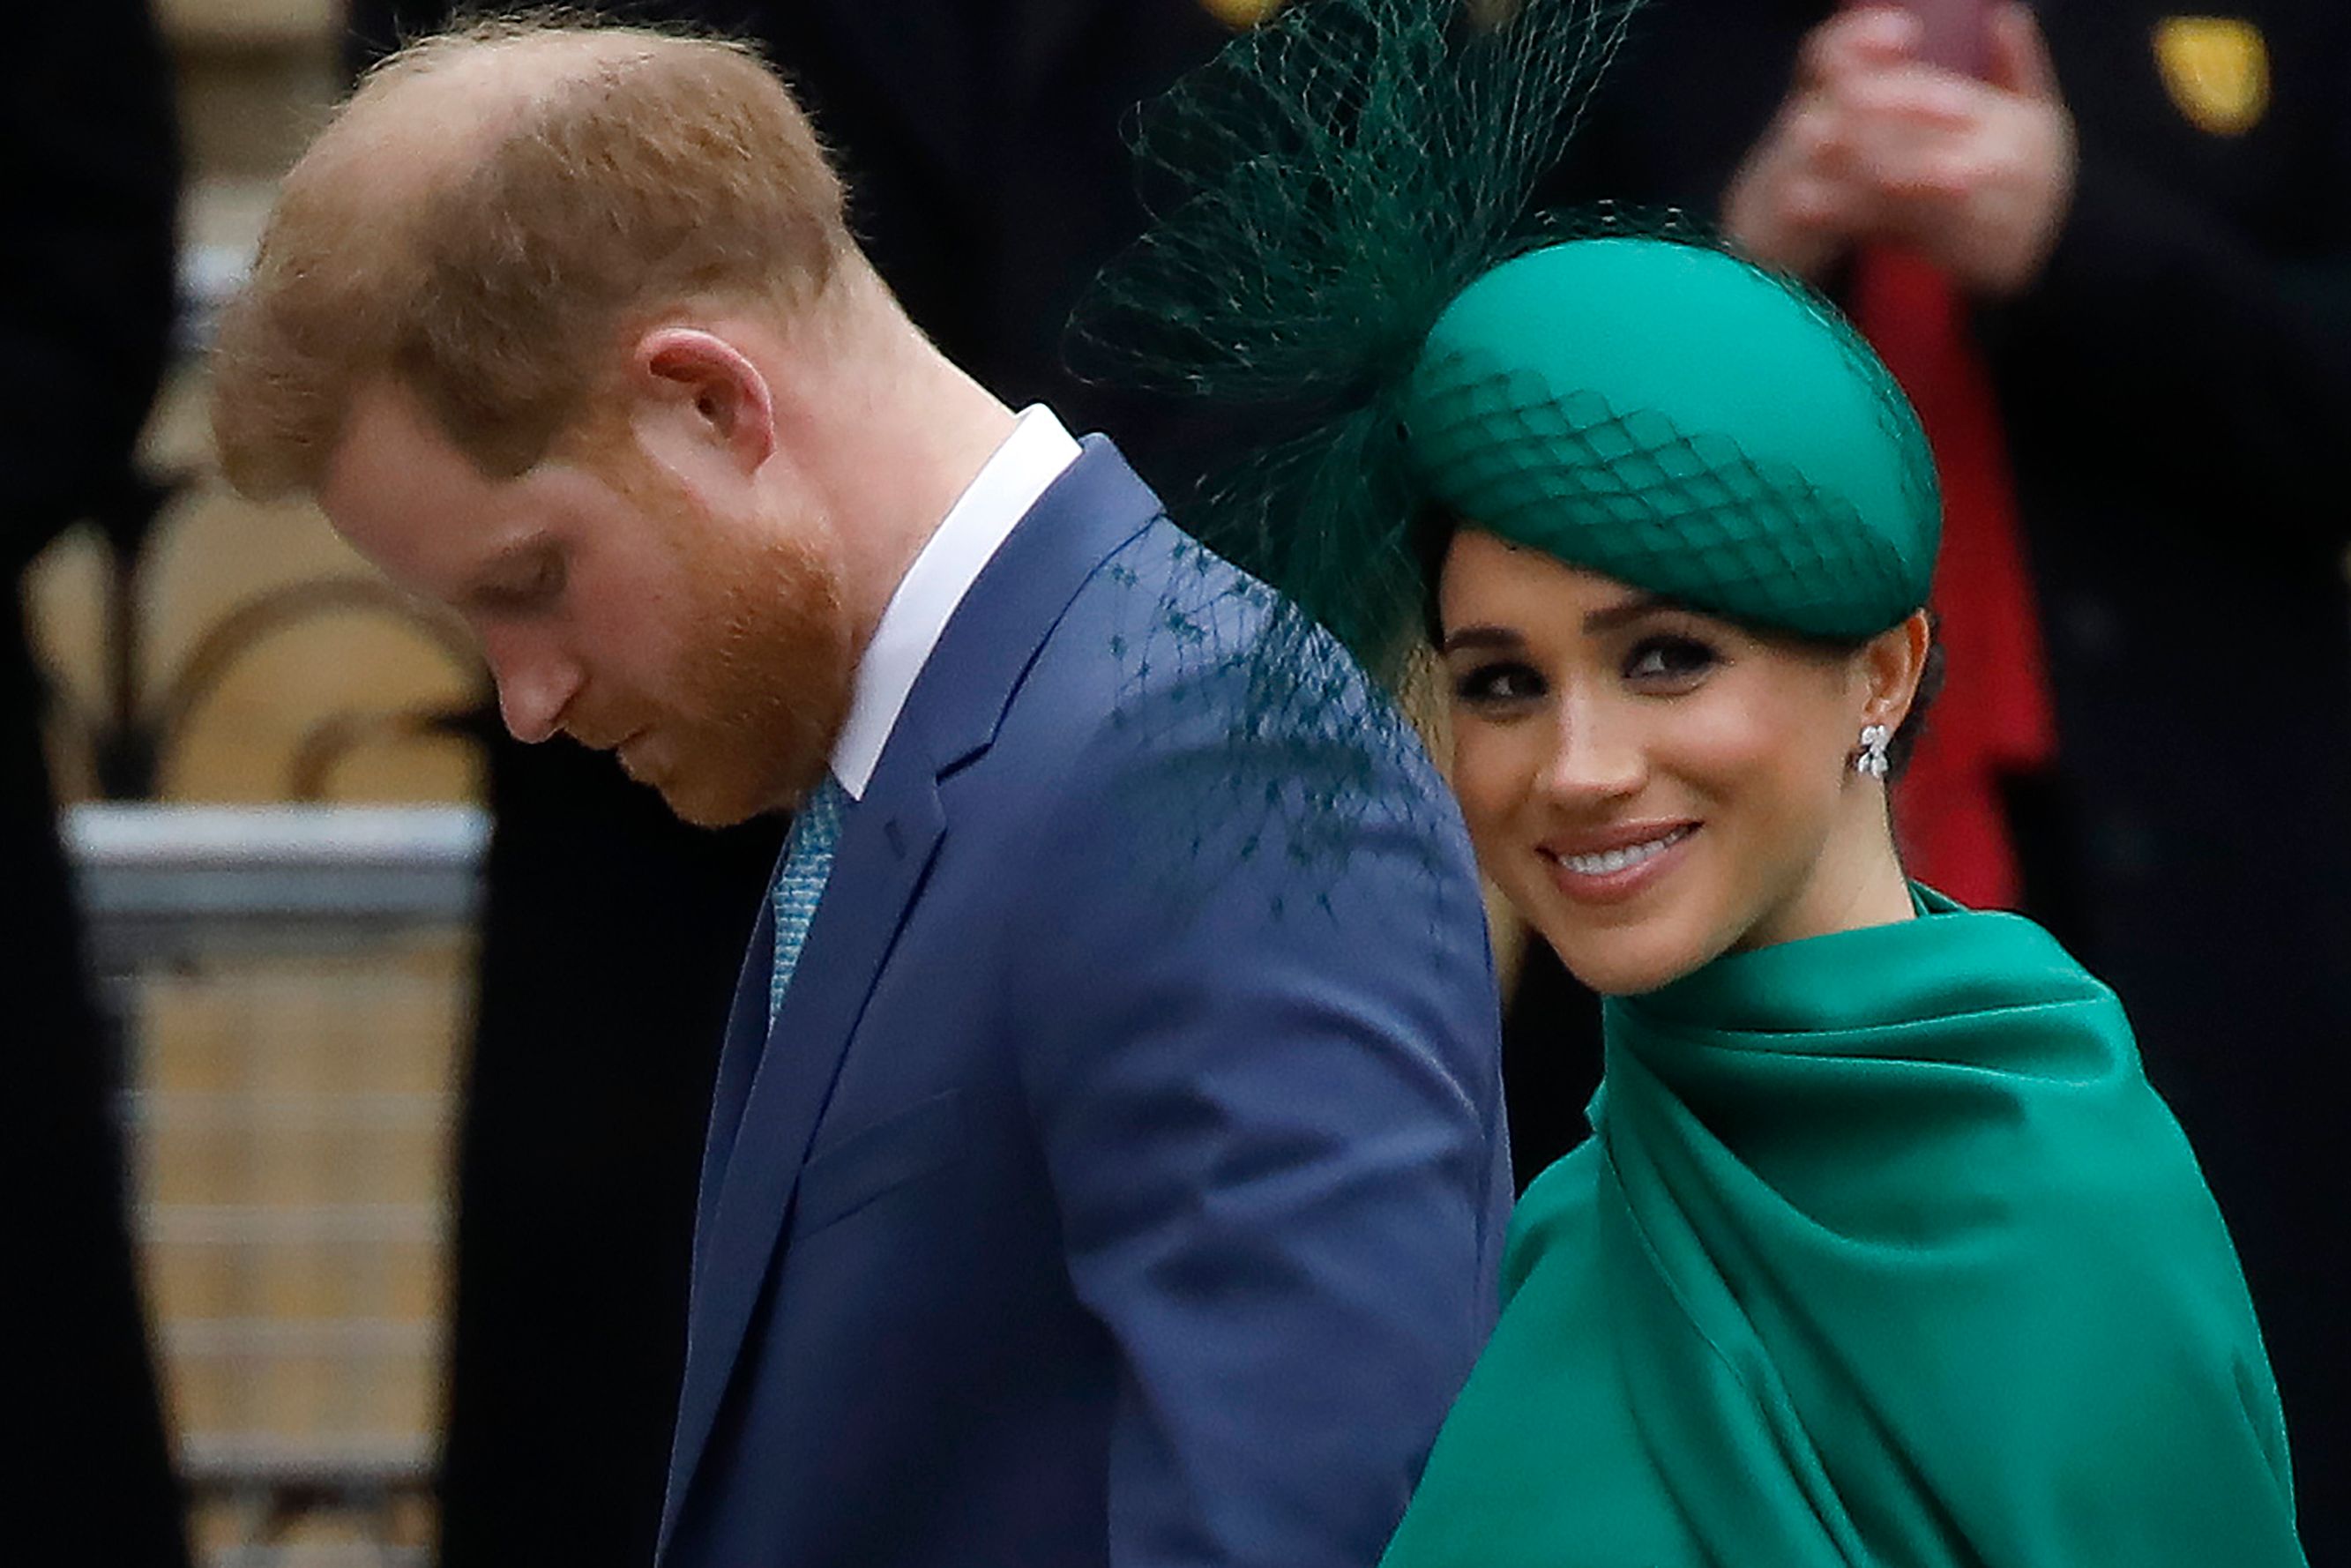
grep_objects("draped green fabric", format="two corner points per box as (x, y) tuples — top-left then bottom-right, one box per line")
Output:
(1383, 890), (2305, 1567)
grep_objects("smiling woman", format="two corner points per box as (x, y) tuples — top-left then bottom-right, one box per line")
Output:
(1399, 236), (1940, 1000)
(1357, 235), (2307, 1568)
(1362, 237), (2308, 1568)
(1437, 534), (1930, 996)
(1088, 0), (2306, 1556)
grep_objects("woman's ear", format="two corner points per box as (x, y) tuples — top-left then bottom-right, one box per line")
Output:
(1860, 609), (1933, 731)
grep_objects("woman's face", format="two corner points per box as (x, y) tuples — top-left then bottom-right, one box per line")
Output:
(1438, 528), (1912, 996)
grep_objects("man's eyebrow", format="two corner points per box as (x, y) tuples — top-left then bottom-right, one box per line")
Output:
(458, 536), (559, 606)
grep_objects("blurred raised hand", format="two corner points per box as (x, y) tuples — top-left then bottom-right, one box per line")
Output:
(1723, 4), (2075, 295)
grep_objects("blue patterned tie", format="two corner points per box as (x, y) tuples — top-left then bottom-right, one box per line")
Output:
(768, 775), (848, 1028)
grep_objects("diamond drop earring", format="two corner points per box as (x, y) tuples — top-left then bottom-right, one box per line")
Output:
(1854, 723), (1892, 780)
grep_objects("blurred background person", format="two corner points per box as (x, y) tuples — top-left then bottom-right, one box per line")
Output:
(341, 4), (1232, 1565)
(1503, 1), (2351, 1554)
(1, 1), (190, 1563)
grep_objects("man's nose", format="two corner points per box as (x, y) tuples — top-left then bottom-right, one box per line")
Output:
(481, 627), (582, 744)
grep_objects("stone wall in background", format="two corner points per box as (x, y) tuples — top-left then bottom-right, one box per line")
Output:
(30, 6), (476, 1562)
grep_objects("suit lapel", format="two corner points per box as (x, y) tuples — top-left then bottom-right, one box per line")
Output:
(661, 758), (944, 1558)
(690, 886), (780, 1277)
(659, 440), (1164, 1559)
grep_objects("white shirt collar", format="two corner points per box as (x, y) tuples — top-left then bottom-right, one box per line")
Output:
(829, 406), (1083, 799)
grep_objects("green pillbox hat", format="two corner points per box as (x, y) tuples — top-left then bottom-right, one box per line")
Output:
(1403, 238), (1941, 641)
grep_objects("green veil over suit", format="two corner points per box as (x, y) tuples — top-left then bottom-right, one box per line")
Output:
(1381, 889), (2304, 1567)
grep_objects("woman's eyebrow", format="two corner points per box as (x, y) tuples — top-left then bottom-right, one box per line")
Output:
(1582, 593), (1676, 635)
(1439, 625), (1526, 655)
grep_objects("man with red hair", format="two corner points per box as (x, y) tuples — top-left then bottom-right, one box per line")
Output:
(213, 22), (1509, 1568)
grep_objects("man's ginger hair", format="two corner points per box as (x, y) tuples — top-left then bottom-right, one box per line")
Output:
(212, 17), (853, 500)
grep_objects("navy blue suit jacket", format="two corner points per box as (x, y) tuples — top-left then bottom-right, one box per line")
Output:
(659, 439), (1511, 1568)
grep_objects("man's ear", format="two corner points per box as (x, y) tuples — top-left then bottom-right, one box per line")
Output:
(1860, 609), (1933, 732)
(629, 326), (777, 476)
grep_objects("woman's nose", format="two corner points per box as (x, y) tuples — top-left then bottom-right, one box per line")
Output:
(1540, 692), (1646, 805)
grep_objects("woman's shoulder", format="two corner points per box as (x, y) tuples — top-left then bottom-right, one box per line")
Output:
(1499, 1139), (1606, 1302)
(1618, 890), (2144, 1089)
(1604, 893), (2259, 1322)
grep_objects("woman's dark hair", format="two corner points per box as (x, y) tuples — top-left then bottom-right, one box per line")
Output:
(1416, 506), (1945, 778)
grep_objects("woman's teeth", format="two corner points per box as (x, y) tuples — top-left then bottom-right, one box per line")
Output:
(1556, 825), (1693, 877)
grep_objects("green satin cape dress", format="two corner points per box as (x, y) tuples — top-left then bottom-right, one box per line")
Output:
(1383, 890), (2304, 1567)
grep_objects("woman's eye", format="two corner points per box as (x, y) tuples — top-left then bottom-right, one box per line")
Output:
(1623, 634), (1719, 686)
(1452, 661), (1547, 706)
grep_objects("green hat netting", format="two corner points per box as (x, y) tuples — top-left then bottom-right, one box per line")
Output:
(1405, 238), (1939, 641)
(1076, 0), (1648, 698)
(1071, 0), (1939, 892)
(1078, 0), (1942, 694)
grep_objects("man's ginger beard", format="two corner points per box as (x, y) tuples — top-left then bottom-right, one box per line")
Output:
(574, 459), (856, 828)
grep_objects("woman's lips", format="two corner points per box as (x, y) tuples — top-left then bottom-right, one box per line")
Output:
(1539, 822), (1698, 905)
